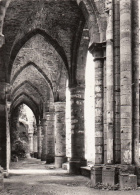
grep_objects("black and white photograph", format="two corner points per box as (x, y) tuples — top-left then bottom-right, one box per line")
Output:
(0, 0), (140, 194)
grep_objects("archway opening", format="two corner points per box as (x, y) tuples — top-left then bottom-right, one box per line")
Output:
(10, 104), (37, 169)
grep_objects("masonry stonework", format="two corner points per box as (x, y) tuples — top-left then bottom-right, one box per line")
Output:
(0, 0), (139, 191)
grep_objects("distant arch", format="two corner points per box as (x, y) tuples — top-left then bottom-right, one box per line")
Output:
(11, 62), (53, 92)
(11, 80), (43, 101)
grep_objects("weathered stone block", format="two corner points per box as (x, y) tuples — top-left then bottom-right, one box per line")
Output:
(81, 166), (91, 178)
(102, 166), (117, 186)
(119, 165), (135, 175)
(119, 174), (137, 190)
(95, 154), (103, 164)
(135, 167), (140, 186)
(90, 166), (102, 187)
(69, 159), (87, 175)
(55, 156), (67, 168)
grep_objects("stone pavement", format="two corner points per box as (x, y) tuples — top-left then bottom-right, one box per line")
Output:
(1, 158), (140, 195)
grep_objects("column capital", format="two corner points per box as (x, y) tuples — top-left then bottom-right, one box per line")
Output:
(28, 132), (33, 136)
(69, 85), (85, 91)
(37, 121), (42, 127)
(70, 85), (85, 100)
(41, 118), (46, 121)
(45, 112), (55, 121)
(54, 102), (66, 112)
(88, 42), (106, 55)
(41, 118), (47, 126)
(5, 83), (11, 94)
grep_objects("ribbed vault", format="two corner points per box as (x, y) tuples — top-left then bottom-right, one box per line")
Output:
(11, 34), (67, 97)
(11, 64), (52, 110)
(11, 81), (43, 101)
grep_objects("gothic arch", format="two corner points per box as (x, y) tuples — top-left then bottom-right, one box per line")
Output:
(9, 29), (69, 80)
(11, 102), (39, 125)
(10, 93), (40, 122)
(13, 92), (39, 107)
(11, 61), (53, 91)
(11, 80), (43, 101)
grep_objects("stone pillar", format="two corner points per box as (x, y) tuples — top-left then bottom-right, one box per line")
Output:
(120, 0), (132, 165)
(132, 0), (139, 165)
(114, 0), (121, 164)
(28, 132), (33, 156)
(41, 119), (46, 161)
(41, 115), (55, 163)
(106, 0), (114, 165)
(46, 112), (55, 164)
(89, 43), (104, 164)
(69, 86), (87, 174)
(6, 84), (11, 172)
(0, 82), (7, 169)
(103, 43), (107, 164)
(37, 122), (42, 159)
(66, 85), (71, 160)
(54, 102), (66, 168)
(0, 36), (5, 188)
(33, 133), (38, 158)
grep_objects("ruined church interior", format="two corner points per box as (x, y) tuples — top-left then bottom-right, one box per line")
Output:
(0, 0), (140, 194)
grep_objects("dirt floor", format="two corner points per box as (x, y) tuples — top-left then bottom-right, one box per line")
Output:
(1, 158), (140, 195)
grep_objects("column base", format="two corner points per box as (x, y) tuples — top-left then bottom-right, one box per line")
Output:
(135, 166), (140, 186)
(41, 154), (46, 161)
(26, 153), (31, 159)
(0, 166), (4, 191)
(55, 156), (67, 168)
(119, 165), (137, 190)
(102, 165), (118, 186)
(90, 165), (102, 187)
(46, 156), (54, 164)
(30, 152), (34, 158)
(119, 174), (137, 190)
(102, 165), (136, 188)
(3, 170), (9, 178)
(33, 152), (38, 158)
(69, 158), (87, 175)
(37, 153), (41, 159)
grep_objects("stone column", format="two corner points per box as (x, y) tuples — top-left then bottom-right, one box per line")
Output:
(132, 0), (139, 165)
(0, 36), (6, 186)
(120, 0), (132, 165)
(89, 43), (104, 164)
(33, 133), (38, 158)
(106, 0), (114, 165)
(41, 119), (46, 161)
(54, 102), (66, 168)
(66, 85), (71, 160)
(103, 43), (107, 164)
(37, 122), (42, 159)
(46, 112), (55, 164)
(5, 84), (11, 172)
(114, 0), (121, 164)
(0, 82), (7, 169)
(28, 132), (33, 156)
(69, 86), (87, 174)
(41, 115), (55, 163)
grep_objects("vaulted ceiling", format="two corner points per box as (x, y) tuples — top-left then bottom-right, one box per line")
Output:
(1, 0), (106, 121)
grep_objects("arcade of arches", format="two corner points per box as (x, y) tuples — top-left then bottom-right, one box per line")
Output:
(0, 0), (140, 190)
